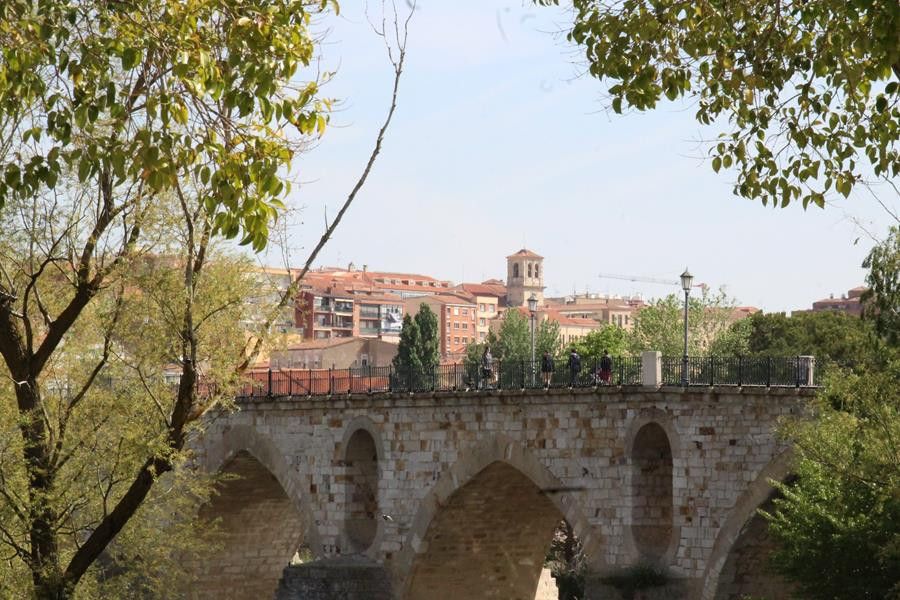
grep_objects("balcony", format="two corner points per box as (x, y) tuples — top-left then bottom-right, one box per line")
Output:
(334, 301), (354, 314)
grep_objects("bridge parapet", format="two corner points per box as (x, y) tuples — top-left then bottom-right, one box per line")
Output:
(234, 354), (818, 399)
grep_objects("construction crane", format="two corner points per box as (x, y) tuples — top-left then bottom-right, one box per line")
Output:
(598, 272), (708, 289)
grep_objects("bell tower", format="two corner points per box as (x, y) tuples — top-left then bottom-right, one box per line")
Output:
(506, 249), (545, 308)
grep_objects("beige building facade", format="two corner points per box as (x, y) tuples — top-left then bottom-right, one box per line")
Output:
(506, 249), (545, 308)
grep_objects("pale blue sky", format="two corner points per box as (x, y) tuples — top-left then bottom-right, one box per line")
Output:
(269, 2), (897, 313)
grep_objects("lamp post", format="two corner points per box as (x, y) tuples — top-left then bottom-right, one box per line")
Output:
(528, 293), (538, 386)
(680, 268), (693, 386)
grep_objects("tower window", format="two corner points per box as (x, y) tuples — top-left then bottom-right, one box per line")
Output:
(535, 265), (540, 278)
(513, 263), (519, 278)
(527, 263), (532, 278)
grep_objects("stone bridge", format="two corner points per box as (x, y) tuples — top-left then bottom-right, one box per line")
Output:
(191, 383), (812, 600)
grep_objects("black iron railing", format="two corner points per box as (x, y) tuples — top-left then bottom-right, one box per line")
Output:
(660, 356), (815, 387)
(234, 355), (816, 399)
(236, 356), (643, 398)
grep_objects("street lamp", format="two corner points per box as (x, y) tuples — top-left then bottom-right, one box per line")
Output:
(680, 268), (693, 386)
(528, 293), (538, 386)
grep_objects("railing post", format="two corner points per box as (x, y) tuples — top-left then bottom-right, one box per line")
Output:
(308, 369), (312, 396)
(288, 369), (292, 396)
(737, 356), (743, 386)
(328, 367), (333, 395)
(498, 360), (503, 391)
(709, 356), (714, 386)
(407, 365), (412, 393)
(267, 368), (273, 397)
(521, 360), (526, 389)
(795, 355), (801, 387)
(766, 358), (771, 387)
(368, 366), (372, 394)
(641, 351), (662, 387)
(389, 365), (394, 393)
(431, 364), (436, 392)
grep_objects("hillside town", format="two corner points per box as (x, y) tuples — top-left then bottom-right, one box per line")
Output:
(253, 248), (866, 371)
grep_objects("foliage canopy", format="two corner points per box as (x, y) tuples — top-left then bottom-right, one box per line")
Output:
(541, 0), (900, 209)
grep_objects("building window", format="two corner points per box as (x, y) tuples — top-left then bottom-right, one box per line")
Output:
(454, 322), (460, 329)
(462, 323), (468, 329)
(446, 335), (451, 342)
(513, 263), (519, 278)
(446, 307), (451, 315)
(489, 305), (495, 313)
(462, 337), (468, 344)
(527, 263), (532, 278)
(479, 318), (486, 326)
(479, 303), (485, 312)
(454, 336), (459, 344)
(480, 331), (486, 340)
(453, 307), (459, 315)
(535, 265), (539, 277)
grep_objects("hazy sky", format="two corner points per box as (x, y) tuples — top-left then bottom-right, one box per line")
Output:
(264, 2), (898, 313)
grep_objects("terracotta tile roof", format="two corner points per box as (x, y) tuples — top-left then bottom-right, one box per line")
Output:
(455, 283), (505, 298)
(420, 293), (477, 306)
(506, 248), (543, 260)
(543, 309), (598, 328)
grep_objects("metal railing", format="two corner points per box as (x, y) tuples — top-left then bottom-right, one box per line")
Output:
(234, 355), (817, 399)
(236, 356), (643, 398)
(660, 356), (815, 387)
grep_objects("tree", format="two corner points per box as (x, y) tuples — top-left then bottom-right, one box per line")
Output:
(573, 325), (630, 362)
(742, 310), (873, 362)
(763, 361), (900, 599)
(628, 288), (739, 355)
(540, 0), (900, 209)
(494, 309), (531, 362)
(0, 0), (414, 595)
(414, 304), (440, 370)
(393, 303), (440, 386)
(393, 313), (424, 379)
(536, 317), (563, 358)
(759, 228), (900, 599)
(862, 226), (900, 346)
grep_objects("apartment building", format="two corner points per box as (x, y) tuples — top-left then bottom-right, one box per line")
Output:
(453, 283), (503, 342)
(295, 286), (404, 342)
(808, 286), (866, 316)
(304, 264), (454, 299)
(405, 293), (478, 359)
(545, 294), (646, 331)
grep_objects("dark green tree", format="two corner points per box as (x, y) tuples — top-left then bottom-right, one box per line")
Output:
(743, 311), (873, 363)
(414, 303), (440, 370)
(393, 314), (424, 381)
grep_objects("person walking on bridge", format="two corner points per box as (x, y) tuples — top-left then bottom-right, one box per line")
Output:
(540, 350), (555, 388)
(481, 346), (495, 390)
(567, 347), (581, 387)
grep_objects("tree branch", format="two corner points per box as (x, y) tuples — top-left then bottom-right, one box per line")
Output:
(238, 3), (413, 372)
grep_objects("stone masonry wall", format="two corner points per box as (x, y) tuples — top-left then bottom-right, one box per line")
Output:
(196, 386), (809, 599)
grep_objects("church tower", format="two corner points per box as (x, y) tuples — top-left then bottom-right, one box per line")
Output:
(506, 249), (545, 308)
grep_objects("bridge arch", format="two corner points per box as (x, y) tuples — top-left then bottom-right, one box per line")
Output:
(700, 450), (794, 600)
(623, 410), (682, 566)
(397, 435), (600, 600)
(193, 424), (322, 598)
(339, 417), (385, 555)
